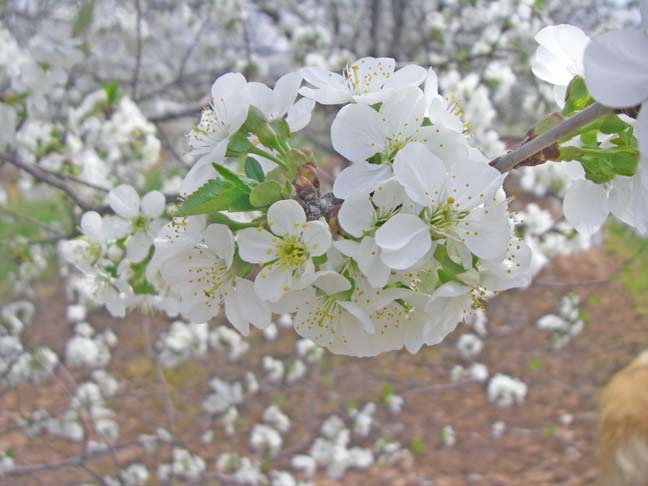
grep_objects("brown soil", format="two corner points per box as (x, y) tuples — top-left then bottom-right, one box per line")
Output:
(1, 240), (646, 486)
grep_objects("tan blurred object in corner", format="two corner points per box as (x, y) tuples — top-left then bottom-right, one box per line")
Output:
(598, 350), (648, 486)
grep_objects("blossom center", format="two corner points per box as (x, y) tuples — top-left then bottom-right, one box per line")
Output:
(274, 235), (308, 270)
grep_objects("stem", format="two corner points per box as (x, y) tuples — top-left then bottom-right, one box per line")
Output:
(1, 152), (99, 211)
(249, 146), (289, 172)
(490, 102), (615, 173)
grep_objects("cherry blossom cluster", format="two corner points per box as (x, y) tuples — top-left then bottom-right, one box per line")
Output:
(59, 58), (539, 358)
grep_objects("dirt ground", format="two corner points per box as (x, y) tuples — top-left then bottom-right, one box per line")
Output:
(1, 230), (647, 485)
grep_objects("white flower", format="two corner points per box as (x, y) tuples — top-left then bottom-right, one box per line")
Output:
(336, 179), (417, 287)
(531, 24), (590, 106)
(331, 87), (468, 198)
(351, 403), (375, 437)
(285, 359), (306, 383)
(385, 394), (404, 414)
(262, 356), (285, 383)
(584, 4), (648, 157)
(299, 57), (426, 105)
(158, 222), (271, 334)
(423, 69), (464, 132)
(237, 200), (331, 302)
(562, 161), (648, 236)
(291, 454), (316, 477)
(202, 378), (243, 415)
(375, 142), (509, 269)
(181, 72), (250, 195)
(456, 333), (483, 360)
(274, 271), (424, 356)
(440, 425), (456, 447)
(250, 424), (283, 457)
(107, 184), (166, 262)
(487, 374), (527, 407)
(262, 405), (291, 434)
(248, 71), (315, 132)
(572, 6), (648, 235)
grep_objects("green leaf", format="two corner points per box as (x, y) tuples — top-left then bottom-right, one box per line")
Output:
(581, 156), (616, 184)
(72, 0), (94, 37)
(558, 146), (584, 161)
(211, 162), (256, 189)
(562, 76), (594, 116)
(210, 212), (260, 230)
(226, 131), (256, 158)
(129, 247), (156, 295)
(102, 80), (121, 105)
(599, 115), (629, 135)
(178, 178), (253, 216)
(580, 130), (598, 147)
(249, 180), (283, 208)
(608, 148), (640, 176)
(270, 118), (291, 149)
(434, 244), (467, 279)
(244, 157), (265, 182)
(232, 251), (253, 277)
(242, 106), (284, 153)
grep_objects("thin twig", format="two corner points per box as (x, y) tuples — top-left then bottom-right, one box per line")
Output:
(132, 0), (143, 100)
(490, 102), (615, 173)
(1, 152), (98, 211)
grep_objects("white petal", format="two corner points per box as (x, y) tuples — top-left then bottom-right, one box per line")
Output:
(417, 125), (469, 164)
(334, 238), (360, 258)
(375, 213), (429, 252)
(267, 199), (306, 237)
(298, 86), (352, 105)
(141, 191), (165, 218)
(584, 28), (648, 108)
(392, 142), (446, 206)
(108, 184), (140, 219)
(272, 71), (302, 119)
(247, 82), (274, 118)
(380, 86), (426, 140)
(637, 102), (648, 157)
(313, 271), (351, 295)
(457, 203), (511, 261)
(126, 231), (151, 263)
(446, 159), (505, 211)
(331, 103), (385, 163)
(302, 220), (332, 257)
(179, 139), (227, 196)
(338, 192), (375, 237)
(338, 301), (375, 334)
(532, 25), (589, 85)
(424, 68), (440, 99)
(285, 97), (315, 132)
(379, 229), (432, 270)
(210, 72), (250, 133)
(80, 211), (104, 241)
(224, 278), (271, 335)
(609, 162), (648, 235)
(204, 224), (235, 267)
(353, 57), (395, 89)
(383, 64), (427, 89)
(254, 265), (293, 302)
(301, 67), (346, 90)
(224, 290), (249, 335)
(237, 227), (277, 263)
(563, 180), (609, 235)
(356, 237), (391, 288)
(332, 162), (393, 199)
